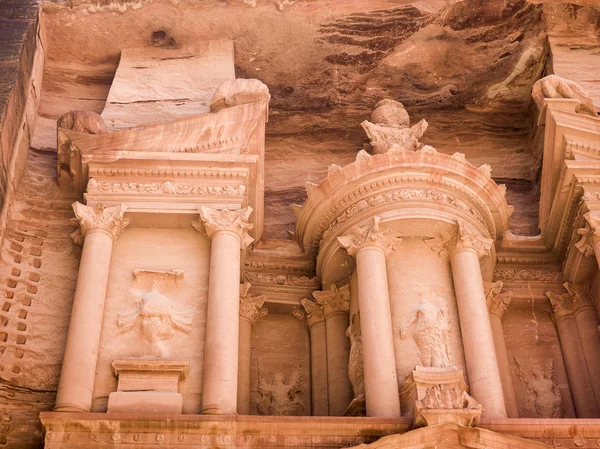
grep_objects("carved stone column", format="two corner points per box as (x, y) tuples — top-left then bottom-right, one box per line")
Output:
(237, 283), (267, 415)
(314, 284), (353, 416)
(546, 287), (598, 418)
(54, 203), (129, 412)
(193, 206), (254, 415)
(448, 221), (507, 418)
(298, 299), (329, 416)
(485, 281), (519, 418)
(338, 216), (401, 418)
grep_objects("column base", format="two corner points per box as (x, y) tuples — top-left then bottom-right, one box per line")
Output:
(52, 403), (90, 413)
(200, 404), (237, 415)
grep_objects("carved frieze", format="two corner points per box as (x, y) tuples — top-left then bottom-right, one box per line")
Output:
(494, 268), (563, 282)
(337, 216), (401, 257)
(244, 272), (318, 288)
(239, 282), (268, 325)
(193, 206), (254, 249)
(87, 179), (246, 197)
(70, 202), (130, 245)
(485, 281), (513, 318)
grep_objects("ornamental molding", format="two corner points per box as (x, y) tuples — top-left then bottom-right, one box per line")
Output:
(192, 206), (254, 249)
(294, 148), (511, 258)
(87, 179), (246, 197)
(88, 167), (249, 180)
(70, 202), (130, 245)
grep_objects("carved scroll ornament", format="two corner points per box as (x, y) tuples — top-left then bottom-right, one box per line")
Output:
(192, 206), (254, 249)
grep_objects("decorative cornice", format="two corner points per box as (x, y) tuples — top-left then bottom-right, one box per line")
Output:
(89, 167), (249, 180)
(312, 284), (350, 317)
(239, 283), (268, 325)
(87, 179), (246, 197)
(425, 220), (492, 260)
(70, 202), (130, 245)
(337, 216), (401, 257)
(484, 281), (513, 318)
(192, 206), (254, 249)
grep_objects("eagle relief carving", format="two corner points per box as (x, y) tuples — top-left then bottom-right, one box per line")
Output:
(117, 286), (192, 357)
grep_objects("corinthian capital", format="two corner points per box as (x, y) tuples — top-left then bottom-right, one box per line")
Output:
(426, 220), (492, 259)
(485, 281), (513, 318)
(298, 298), (325, 328)
(193, 206), (254, 249)
(584, 213), (600, 247)
(337, 216), (401, 257)
(70, 202), (130, 245)
(313, 284), (350, 317)
(239, 282), (268, 325)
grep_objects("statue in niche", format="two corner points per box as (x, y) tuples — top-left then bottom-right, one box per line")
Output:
(256, 363), (305, 416)
(400, 294), (453, 368)
(117, 287), (192, 357)
(513, 358), (564, 418)
(345, 312), (366, 416)
(361, 99), (428, 154)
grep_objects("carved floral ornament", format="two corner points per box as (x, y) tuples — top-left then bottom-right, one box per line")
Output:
(425, 220), (493, 260)
(545, 282), (594, 318)
(239, 282), (268, 325)
(312, 284), (350, 316)
(484, 281), (513, 318)
(192, 205), (254, 249)
(337, 216), (402, 257)
(293, 146), (512, 257)
(70, 202), (130, 245)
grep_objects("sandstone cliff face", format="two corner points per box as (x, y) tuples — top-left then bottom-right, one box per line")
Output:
(0, 1), (598, 447)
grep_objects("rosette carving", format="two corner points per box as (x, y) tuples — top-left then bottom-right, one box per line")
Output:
(70, 202), (130, 245)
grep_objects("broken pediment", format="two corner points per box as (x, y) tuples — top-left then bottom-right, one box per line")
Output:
(348, 422), (551, 449)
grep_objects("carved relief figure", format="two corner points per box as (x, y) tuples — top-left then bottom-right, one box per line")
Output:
(117, 287), (192, 357)
(345, 312), (366, 415)
(400, 294), (453, 368)
(361, 99), (428, 154)
(532, 74), (597, 117)
(513, 358), (564, 418)
(256, 364), (305, 416)
(418, 384), (482, 411)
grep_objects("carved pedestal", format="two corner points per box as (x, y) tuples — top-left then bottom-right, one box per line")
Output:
(107, 359), (188, 414)
(400, 366), (482, 428)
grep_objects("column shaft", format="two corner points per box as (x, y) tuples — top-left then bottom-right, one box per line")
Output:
(355, 246), (400, 418)
(201, 230), (241, 414)
(54, 231), (114, 412)
(555, 315), (598, 417)
(237, 316), (253, 415)
(325, 311), (352, 415)
(489, 313), (519, 417)
(309, 321), (329, 416)
(450, 247), (507, 418)
(574, 306), (600, 411)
